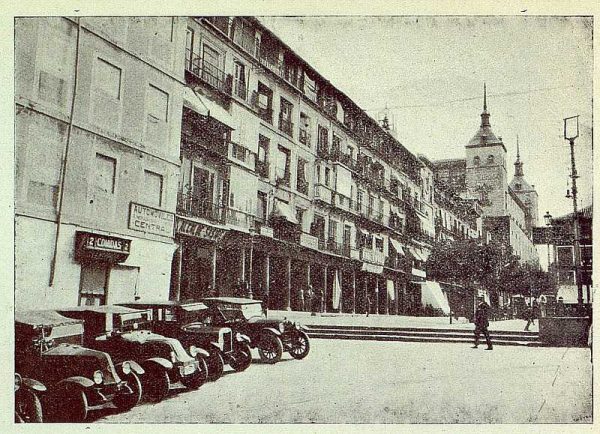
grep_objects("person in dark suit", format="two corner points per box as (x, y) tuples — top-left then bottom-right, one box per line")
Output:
(472, 296), (493, 350)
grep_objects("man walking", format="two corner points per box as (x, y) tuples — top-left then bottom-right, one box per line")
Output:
(524, 303), (534, 331)
(472, 296), (493, 350)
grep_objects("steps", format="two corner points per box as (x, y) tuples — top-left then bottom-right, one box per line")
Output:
(304, 324), (543, 347)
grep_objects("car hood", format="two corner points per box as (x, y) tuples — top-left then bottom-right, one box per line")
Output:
(45, 343), (111, 360)
(182, 323), (230, 335)
(247, 317), (284, 327)
(121, 331), (194, 363)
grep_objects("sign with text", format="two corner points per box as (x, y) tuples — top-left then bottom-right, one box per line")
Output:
(129, 202), (175, 237)
(75, 231), (131, 263)
(176, 217), (228, 242)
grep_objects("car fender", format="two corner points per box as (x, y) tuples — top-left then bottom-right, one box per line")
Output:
(209, 342), (223, 352)
(262, 327), (282, 337)
(117, 360), (145, 375)
(195, 348), (210, 358)
(142, 357), (173, 371)
(235, 333), (251, 343)
(22, 378), (47, 393)
(57, 376), (95, 389)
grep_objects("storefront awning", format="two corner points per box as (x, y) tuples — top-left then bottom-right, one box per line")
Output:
(271, 201), (298, 225)
(419, 281), (451, 315)
(361, 263), (384, 274)
(183, 86), (237, 130)
(409, 247), (425, 262)
(389, 238), (405, 256)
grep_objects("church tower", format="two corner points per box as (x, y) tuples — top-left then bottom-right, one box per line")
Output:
(509, 136), (539, 233)
(465, 84), (508, 217)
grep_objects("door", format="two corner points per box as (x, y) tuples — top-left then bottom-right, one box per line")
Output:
(234, 61), (247, 99)
(79, 263), (109, 306)
(192, 166), (215, 219)
(107, 266), (140, 304)
(343, 225), (351, 256)
(202, 45), (221, 87)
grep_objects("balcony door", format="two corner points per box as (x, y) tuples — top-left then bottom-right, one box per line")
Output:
(202, 44), (221, 87)
(192, 166), (216, 220)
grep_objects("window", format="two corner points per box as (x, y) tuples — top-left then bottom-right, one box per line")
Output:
(276, 145), (291, 185)
(79, 263), (108, 306)
(375, 237), (384, 253)
(296, 158), (308, 195)
(315, 165), (321, 184)
(279, 98), (294, 136)
(473, 156), (480, 166)
(318, 125), (329, 148)
(233, 61), (247, 100)
(255, 82), (273, 123)
(147, 84), (169, 122)
(332, 133), (342, 155)
(95, 58), (121, 99)
(257, 135), (270, 178)
(94, 154), (116, 194)
(299, 112), (311, 145)
(296, 208), (305, 228)
(324, 167), (331, 186)
(142, 170), (163, 207)
(311, 215), (326, 241)
(328, 219), (338, 242)
(487, 155), (495, 164)
(256, 192), (267, 222)
(185, 27), (195, 69)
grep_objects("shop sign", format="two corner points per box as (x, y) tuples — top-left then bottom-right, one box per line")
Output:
(176, 217), (227, 242)
(75, 231), (131, 263)
(129, 202), (175, 237)
(411, 267), (426, 278)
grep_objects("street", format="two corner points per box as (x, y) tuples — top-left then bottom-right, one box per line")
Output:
(96, 339), (592, 424)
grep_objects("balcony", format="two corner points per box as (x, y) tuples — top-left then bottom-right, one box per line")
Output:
(224, 207), (256, 231)
(251, 92), (273, 123)
(186, 50), (232, 96)
(204, 17), (230, 35)
(278, 114), (294, 137)
(256, 160), (269, 178)
(317, 143), (330, 159)
(333, 151), (358, 172)
(385, 256), (405, 270)
(314, 184), (333, 204)
(177, 194), (224, 224)
(333, 192), (358, 214)
(360, 248), (386, 265)
(299, 129), (311, 146)
(181, 119), (229, 158)
(300, 232), (319, 250)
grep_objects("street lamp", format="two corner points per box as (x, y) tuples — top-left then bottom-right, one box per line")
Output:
(543, 211), (553, 272)
(564, 116), (583, 307)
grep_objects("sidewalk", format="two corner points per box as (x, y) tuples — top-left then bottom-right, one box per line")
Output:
(268, 309), (539, 333)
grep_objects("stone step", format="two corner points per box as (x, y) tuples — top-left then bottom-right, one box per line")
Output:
(305, 324), (539, 337)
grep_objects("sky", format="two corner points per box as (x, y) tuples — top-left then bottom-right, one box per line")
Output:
(259, 16), (593, 222)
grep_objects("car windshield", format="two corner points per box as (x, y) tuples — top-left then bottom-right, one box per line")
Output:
(218, 302), (264, 321)
(116, 311), (152, 331)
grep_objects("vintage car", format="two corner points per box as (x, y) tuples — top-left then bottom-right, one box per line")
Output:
(58, 305), (206, 401)
(117, 300), (253, 379)
(15, 373), (46, 423)
(15, 310), (142, 422)
(200, 297), (310, 364)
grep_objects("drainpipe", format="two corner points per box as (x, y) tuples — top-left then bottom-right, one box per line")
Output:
(49, 17), (82, 287)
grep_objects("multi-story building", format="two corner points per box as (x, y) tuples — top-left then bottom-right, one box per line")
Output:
(15, 17), (186, 310)
(432, 86), (539, 264)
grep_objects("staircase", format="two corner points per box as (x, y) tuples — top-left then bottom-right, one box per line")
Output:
(304, 324), (542, 347)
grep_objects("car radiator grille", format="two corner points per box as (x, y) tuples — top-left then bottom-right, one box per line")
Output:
(223, 331), (233, 353)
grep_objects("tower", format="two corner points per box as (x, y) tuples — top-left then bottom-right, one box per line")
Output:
(465, 84), (508, 217)
(509, 136), (539, 232)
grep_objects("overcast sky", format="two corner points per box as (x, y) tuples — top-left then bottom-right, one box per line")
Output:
(259, 16), (593, 222)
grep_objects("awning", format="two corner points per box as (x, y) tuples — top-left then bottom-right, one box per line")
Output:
(557, 285), (591, 304)
(389, 238), (405, 256)
(419, 281), (451, 315)
(183, 86), (237, 130)
(361, 263), (384, 274)
(271, 201), (298, 225)
(409, 247), (425, 262)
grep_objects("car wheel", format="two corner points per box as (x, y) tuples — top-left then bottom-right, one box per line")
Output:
(229, 343), (252, 372)
(16, 391), (43, 423)
(289, 331), (310, 360)
(194, 355), (210, 384)
(61, 387), (88, 422)
(181, 357), (207, 390)
(258, 333), (283, 364)
(144, 366), (170, 402)
(114, 373), (142, 412)
(206, 351), (224, 381)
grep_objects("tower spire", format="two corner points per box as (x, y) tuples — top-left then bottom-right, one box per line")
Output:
(483, 82), (487, 111)
(514, 135), (524, 177)
(516, 135), (521, 161)
(480, 83), (490, 127)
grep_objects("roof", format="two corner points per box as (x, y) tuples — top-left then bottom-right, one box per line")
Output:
(552, 204), (593, 223)
(15, 310), (84, 328)
(509, 175), (535, 193)
(118, 300), (209, 310)
(202, 297), (262, 305)
(59, 305), (147, 315)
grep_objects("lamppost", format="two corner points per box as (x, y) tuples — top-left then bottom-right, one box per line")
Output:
(543, 211), (553, 273)
(564, 116), (583, 307)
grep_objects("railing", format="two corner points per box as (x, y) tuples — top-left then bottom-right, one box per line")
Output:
(256, 160), (269, 178)
(360, 248), (386, 265)
(317, 143), (330, 159)
(278, 114), (294, 137)
(177, 194), (224, 223)
(300, 232), (319, 250)
(297, 179), (309, 196)
(385, 255), (405, 270)
(224, 207), (256, 230)
(181, 126), (229, 157)
(229, 142), (255, 167)
(233, 79), (248, 101)
(333, 151), (358, 171)
(251, 92), (273, 123)
(299, 129), (311, 146)
(314, 184), (333, 204)
(186, 50), (232, 95)
(257, 43), (281, 73)
(204, 17), (230, 35)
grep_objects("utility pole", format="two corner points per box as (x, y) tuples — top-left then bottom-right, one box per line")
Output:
(564, 116), (583, 307)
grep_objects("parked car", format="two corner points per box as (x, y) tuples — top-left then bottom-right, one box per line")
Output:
(118, 300), (252, 379)
(58, 305), (205, 402)
(200, 297), (310, 364)
(15, 310), (142, 422)
(14, 373), (45, 423)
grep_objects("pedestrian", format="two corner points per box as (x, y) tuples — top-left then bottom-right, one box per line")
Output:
(313, 286), (323, 314)
(472, 296), (493, 350)
(298, 287), (305, 312)
(305, 285), (313, 313)
(523, 303), (533, 331)
(366, 293), (372, 317)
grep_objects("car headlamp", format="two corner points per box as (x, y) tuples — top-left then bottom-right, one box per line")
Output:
(278, 323), (285, 333)
(122, 362), (132, 375)
(170, 351), (177, 363)
(189, 345), (200, 357)
(93, 370), (104, 385)
(15, 373), (22, 391)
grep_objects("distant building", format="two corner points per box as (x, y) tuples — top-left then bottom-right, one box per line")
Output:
(432, 85), (539, 264)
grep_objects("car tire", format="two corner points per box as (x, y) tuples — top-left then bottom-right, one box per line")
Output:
(194, 355), (210, 384)
(206, 351), (224, 381)
(229, 343), (252, 372)
(289, 331), (310, 360)
(15, 391), (43, 423)
(258, 333), (283, 364)
(114, 373), (142, 412)
(181, 357), (207, 390)
(144, 366), (170, 402)
(61, 387), (88, 422)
